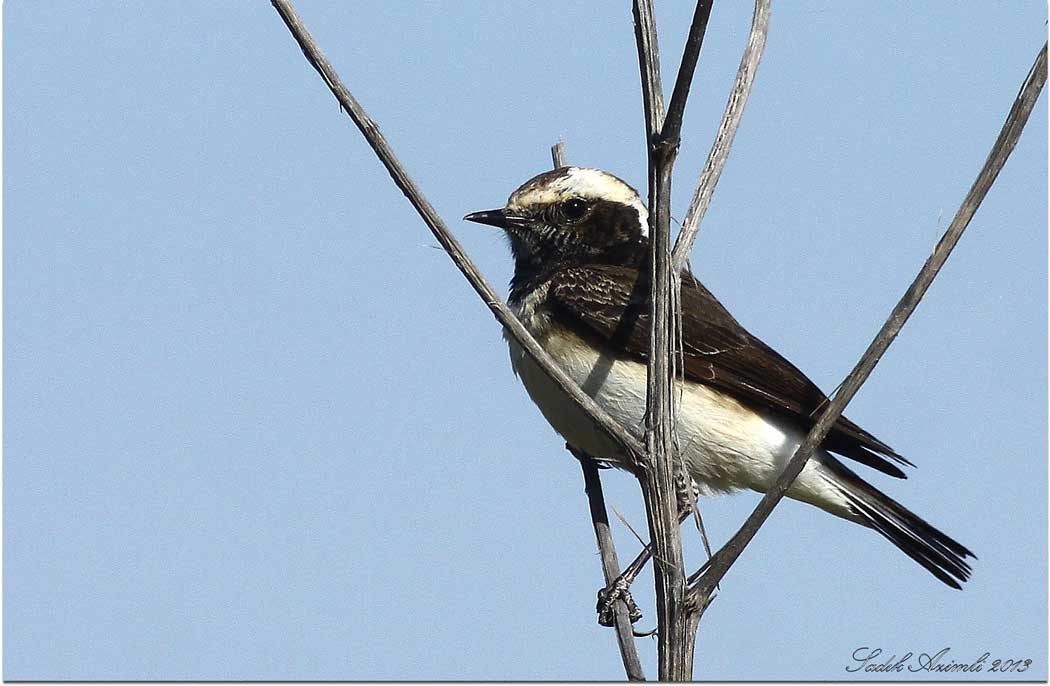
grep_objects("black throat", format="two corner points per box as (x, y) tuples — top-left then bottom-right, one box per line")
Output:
(506, 198), (649, 304)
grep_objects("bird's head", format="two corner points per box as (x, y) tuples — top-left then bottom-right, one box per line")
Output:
(465, 167), (649, 293)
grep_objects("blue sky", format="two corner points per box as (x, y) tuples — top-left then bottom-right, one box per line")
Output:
(4, 1), (1046, 680)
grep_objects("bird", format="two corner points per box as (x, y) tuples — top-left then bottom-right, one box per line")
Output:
(465, 166), (974, 589)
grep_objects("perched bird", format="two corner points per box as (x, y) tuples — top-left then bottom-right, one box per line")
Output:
(465, 166), (974, 588)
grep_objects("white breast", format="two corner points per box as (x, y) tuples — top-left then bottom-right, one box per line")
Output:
(505, 293), (851, 513)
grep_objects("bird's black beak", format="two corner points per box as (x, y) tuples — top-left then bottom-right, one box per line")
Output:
(463, 209), (510, 229)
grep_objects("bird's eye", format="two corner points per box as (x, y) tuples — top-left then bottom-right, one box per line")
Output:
(562, 198), (588, 221)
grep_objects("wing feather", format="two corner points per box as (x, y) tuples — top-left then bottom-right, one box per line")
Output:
(545, 265), (913, 478)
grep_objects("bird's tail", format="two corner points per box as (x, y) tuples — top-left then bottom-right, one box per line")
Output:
(826, 460), (976, 589)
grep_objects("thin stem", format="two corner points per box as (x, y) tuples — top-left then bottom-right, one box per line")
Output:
(689, 40), (1048, 604)
(605, 507), (695, 592)
(555, 141), (644, 681)
(671, 0), (770, 273)
(633, 0), (665, 141)
(270, 0), (646, 466)
(662, 1), (714, 146)
(632, 0), (693, 679)
(577, 453), (647, 681)
(551, 141), (568, 169)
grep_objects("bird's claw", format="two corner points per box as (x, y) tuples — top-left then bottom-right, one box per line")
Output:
(596, 574), (643, 627)
(674, 469), (699, 515)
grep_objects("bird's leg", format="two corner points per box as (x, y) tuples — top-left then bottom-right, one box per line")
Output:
(674, 466), (701, 515)
(596, 489), (695, 626)
(596, 574), (644, 627)
(566, 442), (648, 630)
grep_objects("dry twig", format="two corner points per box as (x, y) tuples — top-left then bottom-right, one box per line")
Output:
(672, 0), (770, 272)
(631, 0), (723, 677)
(631, 0), (691, 678)
(688, 40), (1048, 606)
(577, 453), (647, 680)
(269, 0), (645, 467)
(551, 141), (568, 169)
(554, 142), (645, 681)
(272, 0), (1045, 679)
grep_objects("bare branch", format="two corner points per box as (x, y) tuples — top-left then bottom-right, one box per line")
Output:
(662, 1), (714, 146)
(576, 453), (647, 681)
(273, 1), (1043, 679)
(640, 6), (719, 672)
(689, 40), (1048, 604)
(687, 486), (714, 561)
(632, 0), (665, 141)
(554, 140), (644, 680)
(632, 0), (694, 679)
(551, 140), (568, 168)
(270, 0), (646, 467)
(672, 0), (770, 273)
(604, 505), (696, 597)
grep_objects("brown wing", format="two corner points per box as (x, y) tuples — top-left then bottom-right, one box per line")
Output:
(545, 265), (913, 478)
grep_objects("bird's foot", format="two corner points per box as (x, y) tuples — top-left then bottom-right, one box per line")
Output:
(596, 573), (643, 627)
(674, 468), (700, 515)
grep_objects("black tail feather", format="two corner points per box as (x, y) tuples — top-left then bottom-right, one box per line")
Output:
(826, 460), (975, 589)
(847, 496), (973, 589)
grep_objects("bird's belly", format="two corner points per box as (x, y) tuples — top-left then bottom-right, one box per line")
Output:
(507, 329), (647, 464)
(506, 326), (835, 500)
